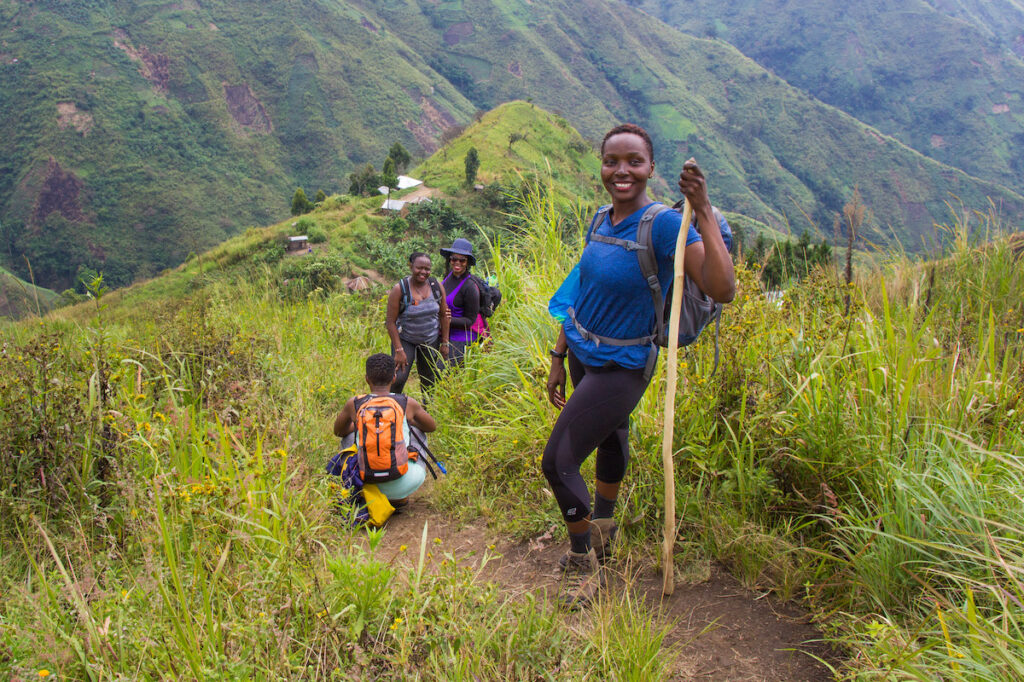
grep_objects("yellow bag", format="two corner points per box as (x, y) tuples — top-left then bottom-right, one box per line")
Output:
(362, 484), (395, 527)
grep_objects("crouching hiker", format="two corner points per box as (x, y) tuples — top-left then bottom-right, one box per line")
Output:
(331, 353), (438, 524)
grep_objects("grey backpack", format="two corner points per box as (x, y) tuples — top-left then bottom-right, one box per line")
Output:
(578, 202), (733, 376)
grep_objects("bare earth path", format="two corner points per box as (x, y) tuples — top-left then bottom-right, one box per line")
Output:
(368, 493), (838, 681)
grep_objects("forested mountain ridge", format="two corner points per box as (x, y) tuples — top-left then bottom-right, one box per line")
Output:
(2, 0), (1022, 294)
(626, 0), (1024, 197)
(922, 0), (1024, 50)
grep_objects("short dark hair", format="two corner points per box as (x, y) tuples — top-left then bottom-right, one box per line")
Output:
(601, 123), (654, 160)
(365, 353), (396, 385)
(409, 252), (430, 265)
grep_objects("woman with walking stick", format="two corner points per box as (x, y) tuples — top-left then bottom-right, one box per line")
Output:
(543, 123), (735, 608)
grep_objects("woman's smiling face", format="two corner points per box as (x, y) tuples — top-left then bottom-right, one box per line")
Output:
(410, 255), (432, 284)
(600, 132), (653, 212)
(448, 254), (468, 277)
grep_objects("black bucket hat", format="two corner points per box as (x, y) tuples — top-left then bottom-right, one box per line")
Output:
(440, 238), (476, 267)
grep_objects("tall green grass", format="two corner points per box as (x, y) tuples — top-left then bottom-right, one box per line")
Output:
(430, 190), (1023, 678)
(2, 178), (1021, 678)
(0, 214), (680, 679)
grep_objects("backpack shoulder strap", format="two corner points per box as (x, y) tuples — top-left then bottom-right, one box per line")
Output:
(635, 203), (672, 345)
(398, 277), (411, 313)
(587, 204), (649, 252)
(584, 205), (612, 244)
(428, 277), (442, 302)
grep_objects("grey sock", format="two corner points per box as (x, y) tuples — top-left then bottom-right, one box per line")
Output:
(569, 529), (592, 554)
(593, 492), (616, 519)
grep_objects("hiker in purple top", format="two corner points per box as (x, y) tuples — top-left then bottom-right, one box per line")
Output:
(440, 238), (483, 366)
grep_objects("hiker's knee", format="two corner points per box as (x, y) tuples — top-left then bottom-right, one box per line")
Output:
(595, 446), (628, 483)
(541, 445), (565, 486)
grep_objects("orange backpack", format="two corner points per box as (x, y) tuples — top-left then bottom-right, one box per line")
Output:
(354, 394), (410, 482)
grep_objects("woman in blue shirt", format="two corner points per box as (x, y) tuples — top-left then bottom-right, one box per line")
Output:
(543, 123), (736, 608)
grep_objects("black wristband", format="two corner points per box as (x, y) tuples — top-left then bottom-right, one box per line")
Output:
(550, 348), (567, 359)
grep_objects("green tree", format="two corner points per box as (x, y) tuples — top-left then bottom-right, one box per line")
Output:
(315, 189), (327, 204)
(348, 164), (381, 196)
(381, 156), (399, 206)
(381, 157), (398, 193)
(291, 188), (313, 216)
(464, 147), (480, 186)
(387, 142), (411, 173)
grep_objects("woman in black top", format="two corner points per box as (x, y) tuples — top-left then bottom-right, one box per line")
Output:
(440, 238), (482, 366)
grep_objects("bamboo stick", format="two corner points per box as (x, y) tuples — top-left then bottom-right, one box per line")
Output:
(662, 198), (692, 596)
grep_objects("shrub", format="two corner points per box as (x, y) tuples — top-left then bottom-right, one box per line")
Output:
(279, 254), (349, 298)
(291, 188), (313, 216)
(307, 226), (327, 244)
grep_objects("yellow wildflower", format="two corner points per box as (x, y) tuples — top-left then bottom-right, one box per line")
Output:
(399, 544), (408, 552)
(38, 671), (50, 678)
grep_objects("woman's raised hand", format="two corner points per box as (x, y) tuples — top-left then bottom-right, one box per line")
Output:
(678, 157), (711, 211)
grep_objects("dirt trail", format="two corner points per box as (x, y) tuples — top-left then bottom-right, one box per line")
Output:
(372, 492), (838, 681)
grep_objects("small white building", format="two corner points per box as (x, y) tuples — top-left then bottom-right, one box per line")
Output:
(377, 175), (424, 194)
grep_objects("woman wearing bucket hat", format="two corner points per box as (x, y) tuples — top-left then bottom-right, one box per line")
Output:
(440, 238), (485, 366)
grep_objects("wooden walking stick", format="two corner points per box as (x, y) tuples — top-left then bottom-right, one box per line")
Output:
(661, 198), (692, 596)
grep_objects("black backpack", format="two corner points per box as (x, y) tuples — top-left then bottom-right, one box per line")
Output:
(469, 273), (502, 318)
(398, 276), (442, 314)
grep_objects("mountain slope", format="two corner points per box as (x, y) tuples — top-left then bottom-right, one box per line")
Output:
(626, 0), (1024, 197)
(922, 0), (1024, 51)
(2, 0), (1022, 294)
(0, 0), (477, 290)
(0, 266), (57, 319)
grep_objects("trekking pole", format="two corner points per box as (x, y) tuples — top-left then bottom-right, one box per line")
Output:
(410, 428), (447, 475)
(661, 198), (692, 597)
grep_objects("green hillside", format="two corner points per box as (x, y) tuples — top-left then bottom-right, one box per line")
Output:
(2, 0), (1023, 297)
(922, 0), (1024, 51)
(0, 266), (58, 319)
(415, 103), (600, 197)
(628, 0), (1024, 197)
(2, 112), (1023, 678)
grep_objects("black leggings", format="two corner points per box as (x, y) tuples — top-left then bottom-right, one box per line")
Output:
(541, 353), (651, 523)
(391, 338), (443, 394)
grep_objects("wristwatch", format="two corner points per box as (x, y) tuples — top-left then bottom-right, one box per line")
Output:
(549, 348), (567, 359)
